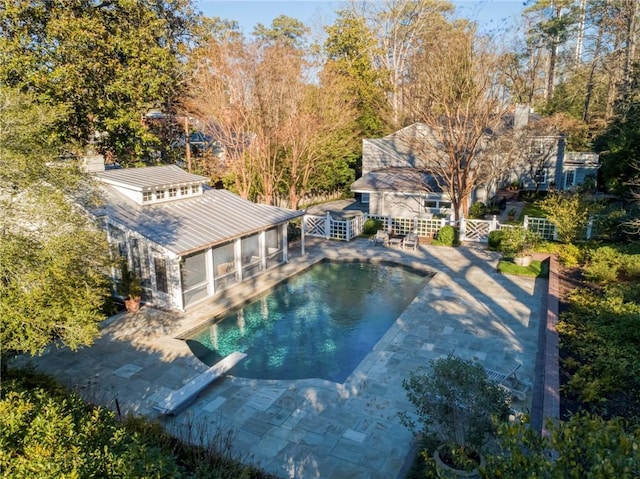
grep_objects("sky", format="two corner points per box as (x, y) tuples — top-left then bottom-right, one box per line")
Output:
(193, 0), (527, 36)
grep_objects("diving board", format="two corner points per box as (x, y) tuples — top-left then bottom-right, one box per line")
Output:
(154, 351), (247, 415)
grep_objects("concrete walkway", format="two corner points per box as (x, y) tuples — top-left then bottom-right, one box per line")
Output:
(15, 238), (546, 479)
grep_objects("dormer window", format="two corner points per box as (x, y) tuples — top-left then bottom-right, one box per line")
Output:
(94, 165), (208, 206)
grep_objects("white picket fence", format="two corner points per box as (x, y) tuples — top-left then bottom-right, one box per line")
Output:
(302, 212), (593, 244)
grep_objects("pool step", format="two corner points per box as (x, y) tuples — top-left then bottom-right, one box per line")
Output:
(154, 351), (247, 415)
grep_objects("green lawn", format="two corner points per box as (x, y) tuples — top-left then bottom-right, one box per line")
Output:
(520, 202), (546, 219)
(497, 259), (549, 278)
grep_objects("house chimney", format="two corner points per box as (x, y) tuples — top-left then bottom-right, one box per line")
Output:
(514, 104), (530, 129)
(82, 150), (105, 172)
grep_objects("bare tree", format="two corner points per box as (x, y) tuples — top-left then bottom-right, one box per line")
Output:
(350, 0), (454, 128)
(407, 29), (513, 221)
(185, 26), (357, 208)
(185, 33), (259, 199)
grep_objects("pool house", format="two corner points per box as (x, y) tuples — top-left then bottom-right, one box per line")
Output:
(92, 165), (304, 311)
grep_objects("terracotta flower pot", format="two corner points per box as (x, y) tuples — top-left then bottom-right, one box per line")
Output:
(124, 297), (141, 313)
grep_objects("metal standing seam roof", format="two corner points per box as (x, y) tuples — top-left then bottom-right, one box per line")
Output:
(94, 164), (208, 190)
(97, 184), (304, 256)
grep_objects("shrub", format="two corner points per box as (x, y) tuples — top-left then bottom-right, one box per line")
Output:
(469, 202), (487, 219)
(436, 225), (457, 246)
(593, 206), (629, 242)
(583, 246), (623, 283)
(363, 218), (382, 235)
(537, 191), (603, 243)
(499, 226), (539, 258)
(558, 285), (640, 416)
(487, 230), (503, 250)
(399, 355), (510, 458)
(0, 374), (184, 478)
(486, 414), (640, 477)
(536, 241), (583, 267)
(622, 253), (640, 280)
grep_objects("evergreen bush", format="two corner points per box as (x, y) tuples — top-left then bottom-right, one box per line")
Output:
(469, 201), (487, 219)
(487, 230), (503, 250)
(363, 218), (383, 235)
(437, 225), (457, 246)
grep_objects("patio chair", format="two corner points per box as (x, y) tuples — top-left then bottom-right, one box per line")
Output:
(485, 363), (529, 401)
(403, 232), (419, 250)
(372, 230), (389, 246)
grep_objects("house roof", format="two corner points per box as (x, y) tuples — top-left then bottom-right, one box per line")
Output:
(96, 180), (304, 257)
(363, 124), (436, 171)
(94, 164), (206, 191)
(350, 167), (444, 194)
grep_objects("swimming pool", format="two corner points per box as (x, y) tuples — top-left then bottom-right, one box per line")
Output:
(184, 260), (432, 383)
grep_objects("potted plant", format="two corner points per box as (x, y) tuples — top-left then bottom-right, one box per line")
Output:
(499, 226), (539, 267)
(399, 355), (510, 478)
(118, 260), (142, 313)
(507, 208), (517, 221)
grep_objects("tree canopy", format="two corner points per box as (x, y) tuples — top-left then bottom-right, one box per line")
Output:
(0, 89), (111, 360)
(0, 0), (198, 164)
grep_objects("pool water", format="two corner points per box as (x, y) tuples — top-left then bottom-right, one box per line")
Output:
(185, 261), (431, 383)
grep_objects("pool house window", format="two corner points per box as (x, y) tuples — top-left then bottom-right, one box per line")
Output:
(265, 226), (283, 268)
(142, 191), (152, 202)
(155, 189), (165, 200)
(154, 257), (168, 293)
(241, 234), (262, 278)
(181, 250), (210, 307)
(180, 186), (189, 196)
(168, 187), (177, 198)
(213, 242), (237, 291)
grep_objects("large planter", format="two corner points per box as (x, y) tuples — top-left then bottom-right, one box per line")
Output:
(434, 445), (485, 479)
(513, 255), (532, 267)
(124, 297), (141, 313)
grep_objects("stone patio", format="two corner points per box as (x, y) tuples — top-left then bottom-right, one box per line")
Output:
(14, 237), (547, 479)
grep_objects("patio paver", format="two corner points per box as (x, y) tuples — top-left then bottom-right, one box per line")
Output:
(13, 237), (546, 479)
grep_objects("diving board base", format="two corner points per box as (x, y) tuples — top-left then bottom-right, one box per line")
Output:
(154, 351), (247, 416)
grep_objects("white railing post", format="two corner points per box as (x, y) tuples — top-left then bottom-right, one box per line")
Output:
(325, 212), (331, 240)
(459, 217), (466, 242)
(492, 215), (498, 231)
(523, 215), (529, 230)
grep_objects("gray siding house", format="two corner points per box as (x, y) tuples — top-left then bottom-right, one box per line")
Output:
(351, 109), (599, 219)
(92, 165), (303, 311)
(351, 123), (454, 219)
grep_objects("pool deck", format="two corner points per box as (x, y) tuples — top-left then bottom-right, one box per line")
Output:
(14, 237), (546, 479)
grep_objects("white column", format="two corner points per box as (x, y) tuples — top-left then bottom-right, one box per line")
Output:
(234, 237), (243, 281)
(259, 230), (267, 270)
(206, 247), (214, 296)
